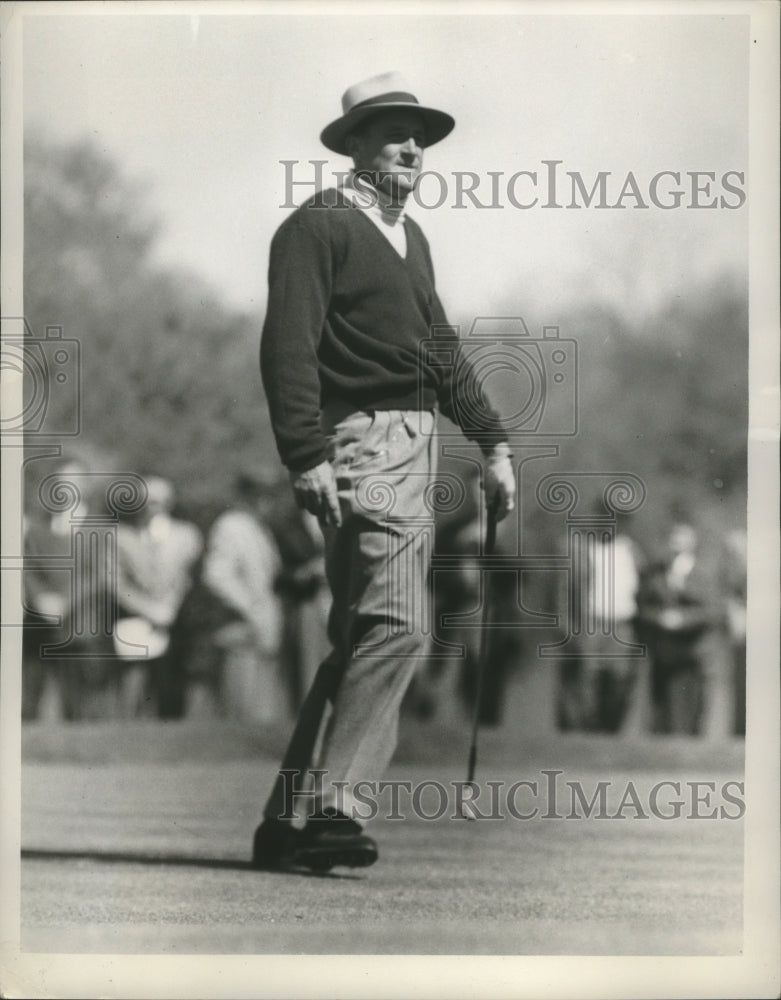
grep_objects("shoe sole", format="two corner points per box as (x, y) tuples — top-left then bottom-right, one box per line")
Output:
(251, 854), (299, 872)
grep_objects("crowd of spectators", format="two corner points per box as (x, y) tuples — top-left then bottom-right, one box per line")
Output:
(21, 458), (747, 738)
(553, 516), (746, 738)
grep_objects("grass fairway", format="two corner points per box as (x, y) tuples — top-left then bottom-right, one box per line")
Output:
(20, 720), (744, 956)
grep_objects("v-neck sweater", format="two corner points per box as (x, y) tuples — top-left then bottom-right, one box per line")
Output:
(260, 187), (506, 473)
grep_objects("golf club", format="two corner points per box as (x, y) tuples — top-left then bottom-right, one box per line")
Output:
(461, 498), (498, 820)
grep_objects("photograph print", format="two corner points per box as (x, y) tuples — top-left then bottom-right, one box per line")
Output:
(2, 2), (778, 998)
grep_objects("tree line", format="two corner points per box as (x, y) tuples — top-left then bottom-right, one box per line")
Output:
(23, 131), (747, 551)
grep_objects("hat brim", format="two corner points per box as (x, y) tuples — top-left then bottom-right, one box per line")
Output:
(320, 103), (455, 155)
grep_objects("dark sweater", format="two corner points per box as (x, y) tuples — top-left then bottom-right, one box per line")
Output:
(260, 188), (506, 472)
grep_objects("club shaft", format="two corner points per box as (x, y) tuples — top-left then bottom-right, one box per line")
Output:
(466, 505), (497, 785)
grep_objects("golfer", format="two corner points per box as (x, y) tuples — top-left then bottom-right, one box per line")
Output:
(254, 72), (515, 871)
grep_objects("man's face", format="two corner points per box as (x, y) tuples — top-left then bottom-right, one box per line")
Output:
(348, 110), (426, 200)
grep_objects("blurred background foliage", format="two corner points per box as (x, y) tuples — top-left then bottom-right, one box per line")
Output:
(23, 132), (747, 548)
(23, 131), (278, 526)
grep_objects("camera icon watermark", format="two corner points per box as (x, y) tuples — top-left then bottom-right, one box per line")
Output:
(0, 317), (81, 437)
(419, 316), (578, 445)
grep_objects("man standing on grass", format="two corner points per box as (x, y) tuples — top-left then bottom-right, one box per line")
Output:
(254, 72), (515, 872)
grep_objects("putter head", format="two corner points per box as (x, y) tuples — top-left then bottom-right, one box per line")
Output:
(460, 800), (480, 821)
(459, 779), (480, 821)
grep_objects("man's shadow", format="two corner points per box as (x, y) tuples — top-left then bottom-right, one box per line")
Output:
(21, 847), (362, 880)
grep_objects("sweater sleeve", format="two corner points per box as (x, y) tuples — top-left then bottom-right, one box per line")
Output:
(423, 264), (508, 454)
(260, 218), (332, 473)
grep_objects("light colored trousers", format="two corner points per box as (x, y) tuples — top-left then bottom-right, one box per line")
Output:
(264, 408), (437, 823)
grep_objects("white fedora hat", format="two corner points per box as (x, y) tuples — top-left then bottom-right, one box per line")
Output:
(320, 71), (455, 155)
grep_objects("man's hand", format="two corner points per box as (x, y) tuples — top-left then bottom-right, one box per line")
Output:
(482, 443), (516, 522)
(290, 461), (342, 528)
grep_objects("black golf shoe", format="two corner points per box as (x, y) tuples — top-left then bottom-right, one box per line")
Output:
(294, 807), (378, 872)
(251, 818), (302, 871)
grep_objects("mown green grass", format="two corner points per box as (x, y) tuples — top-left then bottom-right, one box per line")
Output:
(20, 720), (744, 955)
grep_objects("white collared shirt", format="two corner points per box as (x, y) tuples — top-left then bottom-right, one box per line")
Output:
(340, 174), (407, 259)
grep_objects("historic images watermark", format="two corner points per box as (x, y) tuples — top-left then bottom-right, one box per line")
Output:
(343, 313), (646, 663)
(419, 317), (578, 440)
(276, 768), (746, 823)
(3, 310), (648, 664)
(280, 160), (747, 211)
(1, 316), (156, 658)
(1, 318), (81, 437)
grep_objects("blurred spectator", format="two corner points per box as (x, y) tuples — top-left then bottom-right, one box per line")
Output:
(415, 518), (483, 724)
(199, 471), (286, 723)
(272, 506), (331, 713)
(163, 542), (240, 720)
(635, 521), (729, 735)
(409, 505), (523, 727)
(558, 511), (645, 733)
(22, 460), (89, 719)
(22, 459), (119, 719)
(721, 528), (747, 736)
(144, 477), (203, 716)
(114, 476), (202, 717)
(457, 523), (523, 727)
